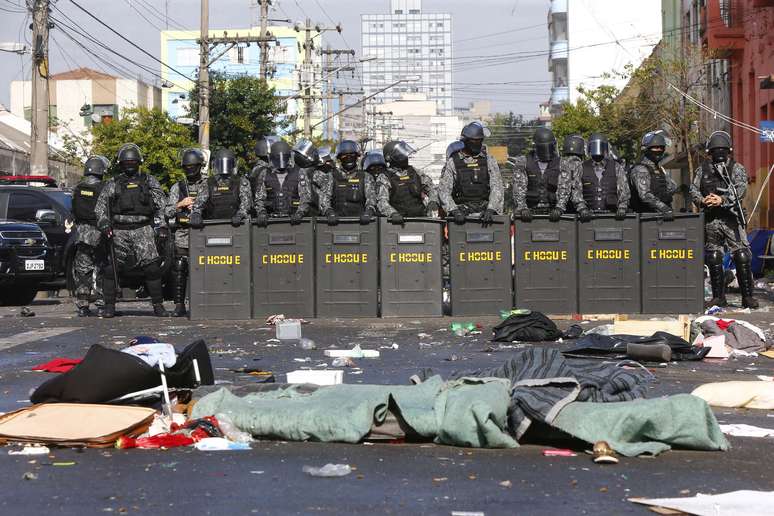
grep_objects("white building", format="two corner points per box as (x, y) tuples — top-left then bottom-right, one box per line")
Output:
(361, 0), (453, 115)
(373, 93), (463, 182)
(547, 0), (662, 117)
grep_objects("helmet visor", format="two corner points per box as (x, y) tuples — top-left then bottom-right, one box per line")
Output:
(214, 156), (236, 175)
(588, 140), (609, 158)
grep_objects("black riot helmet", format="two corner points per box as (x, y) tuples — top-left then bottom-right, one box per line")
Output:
(362, 151), (387, 176)
(83, 155), (109, 178)
(181, 148), (205, 180)
(336, 139), (361, 172)
(446, 140), (465, 159)
(587, 133), (609, 162)
(706, 130), (732, 163)
(390, 141), (416, 169)
(460, 121), (490, 156)
(318, 147), (334, 166)
(255, 138), (271, 163)
(641, 131), (667, 164)
(212, 148), (237, 176)
(270, 140), (292, 171)
(292, 139), (319, 169)
(383, 140), (399, 165)
(116, 143), (143, 176)
(562, 134), (585, 158)
(533, 127), (557, 162)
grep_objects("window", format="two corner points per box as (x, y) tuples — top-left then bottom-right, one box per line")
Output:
(177, 47), (198, 66)
(7, 192), (51, 222)
(409, 9), (420, 14)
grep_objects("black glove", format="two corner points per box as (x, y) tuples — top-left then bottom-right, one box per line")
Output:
(450, 209), (466, 225)
(290, 211), (303, 225)
(158, 226), (170, 240)
(661, 210), (675, 222)
(548, 208), (562, 223)
(326, 211), (339, 226)
(520, 208), (533, 223)
(359, 210), (373, 225)
(480, 208), (496, 226)
(255, 212), (269, 227)
(97, 219), (112, 238)
(389, 212), (404, 225)
(189, 212), (203, 229)
(231, 214), (244, 227)
(578, 209), (593, 223)
(426, 201), (440, 213)
(615, 209), (628, 221)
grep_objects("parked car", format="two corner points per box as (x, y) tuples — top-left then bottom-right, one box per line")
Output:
(0, 220), (56, 305)
(0, 175), (59, 187)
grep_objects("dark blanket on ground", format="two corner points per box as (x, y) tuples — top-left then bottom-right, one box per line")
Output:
(492, 311), (562, 342)
(564, 332), (710, 361)
(420, 347), (648, 438)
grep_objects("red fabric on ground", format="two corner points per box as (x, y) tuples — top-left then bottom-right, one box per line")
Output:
(31, 358), (83, 373)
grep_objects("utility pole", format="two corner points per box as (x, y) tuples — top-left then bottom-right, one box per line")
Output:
(198, 0), (210, 149)
(320, 47), (355, 140)
(259, 0), (271, 80)
(302, 18), (313, 138)
(30, 0), (50, 175)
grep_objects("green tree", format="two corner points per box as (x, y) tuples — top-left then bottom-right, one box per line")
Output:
(188, 72), (290, 170)
(488, 112), (540, 157)
(91, 107), (196, 189)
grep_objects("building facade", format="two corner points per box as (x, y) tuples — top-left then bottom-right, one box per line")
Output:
(547, 0), (662, 117)
(361, 0), (453, 115)
(9, 67), (161, 139)
(160, 26), (322, 135)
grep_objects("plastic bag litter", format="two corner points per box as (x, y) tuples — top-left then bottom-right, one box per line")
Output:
(193, 437), (250, 451)
(302, 463), (352, 477)
(585, 324), (613, 336)
(215, 414), (253, 444)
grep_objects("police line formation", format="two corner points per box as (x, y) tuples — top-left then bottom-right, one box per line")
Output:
(69, 121), (756, 319)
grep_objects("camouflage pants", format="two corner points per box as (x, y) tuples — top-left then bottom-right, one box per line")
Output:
(112, 225), (159, 270)
(705, 216), (749, 254)
(73, 243), (105, 308)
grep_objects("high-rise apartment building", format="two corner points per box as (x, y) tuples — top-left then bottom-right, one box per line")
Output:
(361, 0), (453, 115)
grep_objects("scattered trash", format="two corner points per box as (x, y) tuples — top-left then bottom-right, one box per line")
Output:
(293, 357), (312, 363)
(302, 463), (352, 477)
(432, 477), (448, 483)
(592, 441), (619, 464)
(450, 322), (479, 337)
(498, 480), (512, 488)
(719, 423), (774, 437)
(52, 461), (76, 466)
(445, 354), (460, 362)
(500, 308), (531, 319)
(8, 445), (50, 456)
(193, 437), (250, 451)
(331, 357), (355, 368)
(705, 305), (724, 315)
(629, 490), (774, 515)
(276, 319), (302, 340)
(585, 324), (613, 336)
(265, 314), (285, 325)
(324, 345), (380, 359)
(543, 449), (577, 457)
(286, 369), (343, 385)
(299, 338), (317, 350)
(22, 472), (38, 480)
(20, 307), (35, 317)
(31, 358), (82, 373)
(416, 333), (431, 339)
(216, 414), (253, 444)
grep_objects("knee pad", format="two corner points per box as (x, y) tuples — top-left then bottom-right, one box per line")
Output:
(705, 250), (724, 266)
(733, 248), (752, 265)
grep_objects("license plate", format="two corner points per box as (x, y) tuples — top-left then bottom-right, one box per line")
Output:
(25, 260), (45, 271)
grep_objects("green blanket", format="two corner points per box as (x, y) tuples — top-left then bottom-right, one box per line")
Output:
(552, 394), (729, 456)
(192, 376), (518, 449)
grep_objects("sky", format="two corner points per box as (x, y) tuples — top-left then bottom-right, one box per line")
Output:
(0, 0), (551, 117)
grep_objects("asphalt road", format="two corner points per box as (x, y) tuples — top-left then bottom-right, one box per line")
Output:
(0, 297), (773, 515)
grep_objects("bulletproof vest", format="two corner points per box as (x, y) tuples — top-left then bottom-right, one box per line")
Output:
(203, 175), (240, 220)
(452, 152), (490, 206)
(332, 168), (366, 216)
(388, 167), (425, 217)
(72, 180), (103, 224)
(700, 159), (737, 220)
(111, 174), (154, 218)
(581, 159), (619, 212)
(175, 180), (200, 227)
(629, 161), (671, 213)
(264, 168), (301, 216)
(525, 152), (561, 209)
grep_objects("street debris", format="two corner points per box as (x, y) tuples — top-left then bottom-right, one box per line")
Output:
(331, 357), (356, 367)
(22, 472), (38, 480)
(8, 445), (50, 456)
(324, 345), (379, 359)
(692, 381), (774, 409)
(302, 463), (352, 477)
(629, 489), (774, 515)
(592, 441), (619, 464)
(719, 424), (774, 438)
(298, 338), (317, 350)
(543, 449), (577, 457)
(286, 369), (343, 385)
(19, 307), (35, 317)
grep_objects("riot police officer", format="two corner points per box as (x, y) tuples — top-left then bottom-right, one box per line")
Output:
(382, 141), (400, 168)
(71, 155), (109, 317)
(560, 134), (590, 218)
(165, 148), (207, 317)
(363, 151), (388, 180)
(248, 137), (272, 200)
(690, 131), (758, 309)
(254, 140), (313, 226)
(324, 139), (377, 225)
(95, 143), (170, 318)
(511, 127), (575, 223)
(292, 139), (331, 217)
(189, 148), (252, 227)
(439, 122), (504, 225)
(377, 141), (440, 224)
(629, 131), (677, 218)
(574, 133), (630, 219)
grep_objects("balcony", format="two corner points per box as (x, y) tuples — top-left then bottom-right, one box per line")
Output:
(550, 40), (568, 61)
(549, 0), (567, 15)
(702, 0), (745, 53)
(550, 86), (569, 105)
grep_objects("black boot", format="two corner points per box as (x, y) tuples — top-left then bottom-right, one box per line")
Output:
(171, 256), (188, 317)
(153, 303), (171, 317)
(101, 263), (118, 318)
(77, 306), (91, 317)
(734, 249), (759, 309)
(143, 261), (169, 317)
(101, 305), (115, 318)
(705, 250), (727, 308)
